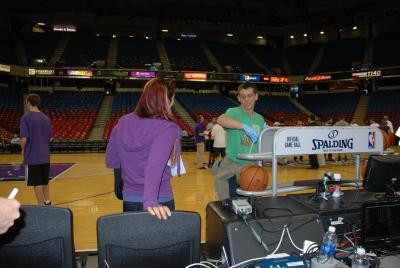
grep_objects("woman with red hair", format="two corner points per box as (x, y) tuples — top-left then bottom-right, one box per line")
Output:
(106, 78), (181, 220)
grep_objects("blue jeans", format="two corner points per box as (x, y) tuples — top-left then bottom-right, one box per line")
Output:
(123, 199), (175, 212)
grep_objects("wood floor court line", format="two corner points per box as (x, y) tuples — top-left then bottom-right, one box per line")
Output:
(2, 151), (397, 251)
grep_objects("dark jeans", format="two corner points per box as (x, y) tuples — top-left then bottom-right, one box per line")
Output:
(123, 199), (175, 212)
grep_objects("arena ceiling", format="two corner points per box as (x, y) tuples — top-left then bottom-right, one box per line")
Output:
(2, 0), (400, 38)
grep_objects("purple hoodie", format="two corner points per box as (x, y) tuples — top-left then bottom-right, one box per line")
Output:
(105, 113), (181, 210)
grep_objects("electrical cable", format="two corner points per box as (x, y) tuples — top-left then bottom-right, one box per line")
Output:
(270, 225), (287, 255)
(241, 214), (269, 252)
(285, 226), (303, 251)
(200, 261), (219, 268)
(185, 263), (214, 268)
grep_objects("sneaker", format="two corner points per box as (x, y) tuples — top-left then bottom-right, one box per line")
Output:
(44, 200), (52, 206)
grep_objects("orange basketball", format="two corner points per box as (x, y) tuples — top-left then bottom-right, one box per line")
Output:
(239, 164), (269, 191)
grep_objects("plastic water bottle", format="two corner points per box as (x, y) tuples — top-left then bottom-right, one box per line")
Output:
(352, 247), (369, 268)
(318, 226), (338, 263)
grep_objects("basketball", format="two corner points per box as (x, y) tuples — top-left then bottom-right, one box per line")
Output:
(239, 164), (269, 191)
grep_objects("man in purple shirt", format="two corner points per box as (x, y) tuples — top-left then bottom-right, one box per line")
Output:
(194, 114), (207, 169)
(20, 94), (52, 205)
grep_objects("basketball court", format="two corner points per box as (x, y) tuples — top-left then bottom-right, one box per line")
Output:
(0, 151), (369, 251)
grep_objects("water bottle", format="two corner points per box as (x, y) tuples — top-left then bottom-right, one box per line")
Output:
(352, 247), (369, 268)
(318, 226), (338, 263)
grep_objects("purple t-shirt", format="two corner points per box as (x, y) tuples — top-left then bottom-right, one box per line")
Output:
(105, 113), (181, 210)
(194, 123), (205, 143)
(20, 111), (52, 165)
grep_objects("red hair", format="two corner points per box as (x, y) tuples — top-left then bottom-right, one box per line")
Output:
(135, 78), (178, 164)
(135, 78), (175, 120)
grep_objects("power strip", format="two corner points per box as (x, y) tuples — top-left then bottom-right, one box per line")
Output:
(231, 199), (252, 215)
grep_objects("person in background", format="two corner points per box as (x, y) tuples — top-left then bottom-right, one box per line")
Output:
(213, 82), (265, 200)
(350, 119), (359, 126)
(383, 115), (394, 133)
(206, 117), (216, 167)
(10, 134), (21, 154)
(369, 119), (380, 128)
(20, 94), (52, 205)
(194, 114), (207, 169)
(105, 78), (181, 220)
(211, 119), (226, 165)
(0, 197), (20, 234)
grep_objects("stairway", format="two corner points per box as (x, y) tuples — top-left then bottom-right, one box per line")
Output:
(241, 45), (268, 73)
(308, 44), (325, 74)
(200, 42), (224, 72)
(48, 35), (70, 67)
(174, 99), (195, 128)
(88, 95), (113, 140)
(353, 95), (369, 124)
(156, 41), (172, 71)
(107, 38), (118, 68)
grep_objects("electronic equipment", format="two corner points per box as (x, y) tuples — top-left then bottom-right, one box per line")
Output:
(361, 200), (400, 249)
(363, 155), (400, 193)
(231, 199), (252, 215)
(260, 255), (306, 268)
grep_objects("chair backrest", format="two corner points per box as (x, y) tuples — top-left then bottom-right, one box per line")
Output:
(97, 211), (201, 268)
(0, 205), (76, 268)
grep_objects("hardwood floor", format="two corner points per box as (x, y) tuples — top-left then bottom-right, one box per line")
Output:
(0, 152), (371, 251)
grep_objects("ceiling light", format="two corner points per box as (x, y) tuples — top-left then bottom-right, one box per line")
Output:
(257, 36), (263, 39)
(353, 26), (358, 30)
(112, 34), (116, 38)
(162, 29), (169, 32)
(320, 31), (325, 35)
(96, 34), (100, 37)
(303, 33), (308, 37)
(37, 22), (45, 26)
(290, 35), (294, 39)
(145, 36), (149, 39)
(129, 35), (133, 38)
(226, 33), (233, 37)
(177, 38), (181, 41)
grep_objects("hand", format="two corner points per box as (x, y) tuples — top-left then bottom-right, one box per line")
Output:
(242, 124), (259, 143)
(147, 206), (171, 220)
(0, 198), (21, 234)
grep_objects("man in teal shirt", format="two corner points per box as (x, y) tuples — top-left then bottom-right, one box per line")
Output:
(212, 82), (265, 200)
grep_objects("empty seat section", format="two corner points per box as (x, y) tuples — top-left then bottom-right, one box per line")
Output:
(164, 40), (212, 71)
(34, 91), (103, 140)
(318, 38), (365, 72)
(286, 43), (320, 75)
(298, 92), (360, 122)
(117, 38), (160, 68)
(373, 32), (400, 67)
(246, 44), (283, 75)
(103, 92), (141, 139)
(255, 95), (306, 125)
(22, 33), (61, 66)
(61, 34), (110, 67)
(207, 42), (261, 73)
(176, 93), (237, 123)
(367, 90), (400, 130)
(0, 89), (23, 134)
